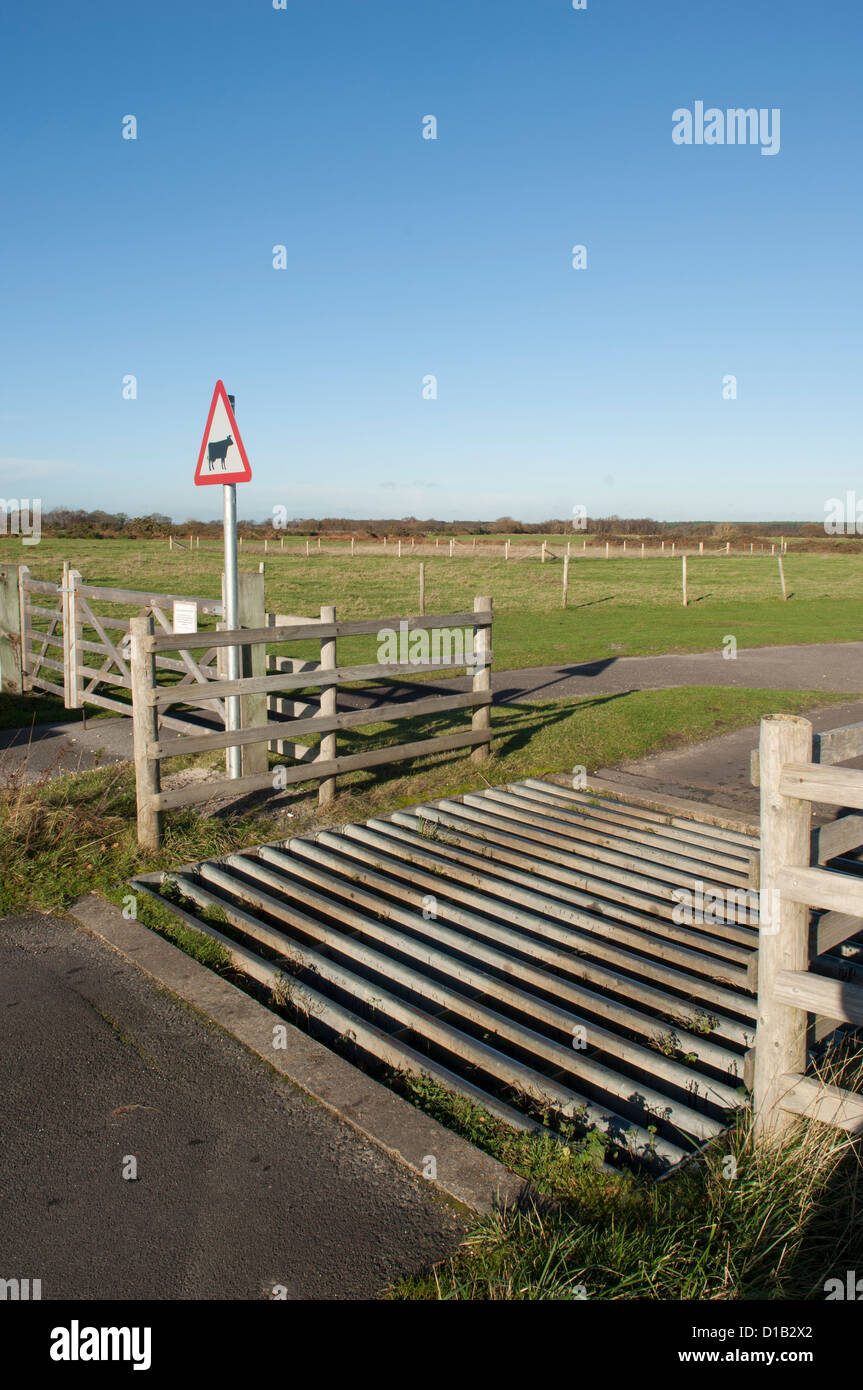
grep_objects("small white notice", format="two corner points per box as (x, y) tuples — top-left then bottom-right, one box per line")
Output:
(173, 600), (198, 635)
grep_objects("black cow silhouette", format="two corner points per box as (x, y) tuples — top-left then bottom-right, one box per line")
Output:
(207, 434), (233, 469)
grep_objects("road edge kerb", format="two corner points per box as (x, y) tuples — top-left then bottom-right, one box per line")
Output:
(69, 892), (527, 1217)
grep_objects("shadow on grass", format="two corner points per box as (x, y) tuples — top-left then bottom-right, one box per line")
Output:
(197, 693), (629, 823)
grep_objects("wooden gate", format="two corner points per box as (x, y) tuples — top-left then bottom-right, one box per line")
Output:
(18, 564), (68, 699)
(68, 577), (226, 734)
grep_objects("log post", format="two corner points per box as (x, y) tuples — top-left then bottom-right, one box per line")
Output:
(471, 596), (492, 763)
(419, 562), (425, 615)
(778, 555), (787, 600)
(318, 604), (337, 806)
(130, 614), (163, 852)
(753, 714), (812, 1141)
(562, 555), (569, 608)
(682, 555), (687, 606)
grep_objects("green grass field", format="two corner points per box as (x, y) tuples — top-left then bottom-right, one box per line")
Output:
(8, 537), (863, 673)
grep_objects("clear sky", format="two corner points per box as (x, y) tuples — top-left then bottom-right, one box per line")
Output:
(1, 0), (860, 523)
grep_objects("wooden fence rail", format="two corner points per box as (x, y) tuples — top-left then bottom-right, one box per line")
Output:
(130, 596), (494, 849)
(754, 712), (863, 1139)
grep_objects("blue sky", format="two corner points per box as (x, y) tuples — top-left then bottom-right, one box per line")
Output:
(1, 0), (860, 523)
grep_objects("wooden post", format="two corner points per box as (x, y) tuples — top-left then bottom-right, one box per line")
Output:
(0, 565), (22, 694)
(398, 538), (402, 558)
(188, 534), (192, 548)
(699, 541), (703, 554)
(661, 540), (665, 553)
(306, 539), (310, 557)
(130, 615), (162, 852)
(505, 540), (510, 561)
(641, 541), (645, 558)
(318, 537), (321, 551)
(605, 541), (609, 559)
(623, 539), (626, 552)
(541, 542), (547, 563)
(566, 540), (571, 559)
(726, 540), (731, 554)
(64, 567), (82, 709)
(682, 555), (687, 607)
(318, 604), (337, 806)
(169, 535), (173, 551)
(562, 555), (569, 609)
(753, 715), (813, 1141)
(449, 538), (454, 558)
(471, 596), (492, 763)
(751, 542), (754, 553)
(419, 562), (425, 615)
(264, 538), (268, 555)
(671, 541), (676, 556)
(17, 565), (31, 692)
(351, 537), (355, 556)
(238, 571), (267, 776)
(778, 555), (787, 600)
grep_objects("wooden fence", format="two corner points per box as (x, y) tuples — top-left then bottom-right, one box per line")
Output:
(130, 597), (494, 849)
(753, 713), (863, 1138)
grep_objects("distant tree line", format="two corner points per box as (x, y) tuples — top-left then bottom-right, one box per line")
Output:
(21, 508), (855, 545)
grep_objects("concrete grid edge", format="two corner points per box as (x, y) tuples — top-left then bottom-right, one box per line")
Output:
(68, 892), (527, 1217)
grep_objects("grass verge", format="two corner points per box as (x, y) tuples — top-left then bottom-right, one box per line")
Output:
(389, 1045), (863, 1301)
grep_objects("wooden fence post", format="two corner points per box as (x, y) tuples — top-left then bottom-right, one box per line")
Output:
(17, 565), (31, 691)
(471, 596), (492, 763)
(778, 555), (787, 600)
(753, 714), (812, 1141)
(419, 562), (425, 615)
(682, 555), (687, 607)
(0, 565), (22, 694)
(562, 555), (569, 608)
(318, 604), (337, 806)
(63, 567), (82, 709)
(238, 570), (267, 777)
(130, 614), (162, 852)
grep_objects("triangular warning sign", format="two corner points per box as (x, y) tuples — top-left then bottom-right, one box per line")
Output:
(194, 380), (252, 485)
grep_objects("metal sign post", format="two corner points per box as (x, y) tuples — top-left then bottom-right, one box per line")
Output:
(223, 416), (241, 778)
(194, 380), (252, 780)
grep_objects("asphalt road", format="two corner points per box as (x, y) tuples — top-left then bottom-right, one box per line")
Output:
(0, 914), (463, 1300)
(2, 642), (861, 784)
